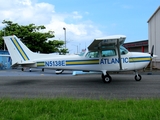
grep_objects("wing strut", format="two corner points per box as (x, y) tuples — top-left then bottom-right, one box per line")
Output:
(117, 39), (122, 70)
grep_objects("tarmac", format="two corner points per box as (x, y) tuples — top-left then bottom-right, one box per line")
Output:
(0, 68), (160, 99)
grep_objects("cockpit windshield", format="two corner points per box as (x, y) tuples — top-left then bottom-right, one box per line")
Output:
(120, 46), (128, 55)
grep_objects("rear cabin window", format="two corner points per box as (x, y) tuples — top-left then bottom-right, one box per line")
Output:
(102, 49), (116, 57)
(85, 51), (99, 58)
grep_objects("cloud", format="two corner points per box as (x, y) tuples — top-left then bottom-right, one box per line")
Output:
(0, 0), (55, 25)
(72, 11), (83, 19)
(0, 0), (105, 53)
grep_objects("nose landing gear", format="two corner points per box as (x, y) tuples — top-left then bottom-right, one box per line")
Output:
(101, 71), (112, 83)
(134, 71), (142, 81)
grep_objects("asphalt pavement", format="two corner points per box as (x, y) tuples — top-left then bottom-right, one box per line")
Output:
(0, 69), (160, 99)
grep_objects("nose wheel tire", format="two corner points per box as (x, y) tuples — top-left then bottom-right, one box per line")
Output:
(102, 74), (112, 83)
(135, 74), (142, 81)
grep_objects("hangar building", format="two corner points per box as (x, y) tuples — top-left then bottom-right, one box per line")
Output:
(123, 40), (148, 53)
(148, 6), (160, 69)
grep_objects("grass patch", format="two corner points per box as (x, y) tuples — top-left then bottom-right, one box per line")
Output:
(0, 98), (160, 120)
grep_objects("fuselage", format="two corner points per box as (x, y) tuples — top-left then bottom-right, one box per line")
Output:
(3, 35), (152, 77)
(32, 46), (151, 72)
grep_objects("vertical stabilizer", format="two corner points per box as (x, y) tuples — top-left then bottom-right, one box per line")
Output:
(3, 35), (34, 65)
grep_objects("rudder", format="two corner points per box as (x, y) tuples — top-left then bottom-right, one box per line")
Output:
(3, 35), (34, 65)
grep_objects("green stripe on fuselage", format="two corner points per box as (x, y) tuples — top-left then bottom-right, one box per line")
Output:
(66, 59), (99, 65)
(129, 57), (151, 63)
(37, 62), (45, 66)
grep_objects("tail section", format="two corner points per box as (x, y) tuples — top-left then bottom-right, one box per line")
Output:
(3, 35), (34, 65)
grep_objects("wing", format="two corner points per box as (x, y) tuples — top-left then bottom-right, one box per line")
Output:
(88, 35), (126, 50)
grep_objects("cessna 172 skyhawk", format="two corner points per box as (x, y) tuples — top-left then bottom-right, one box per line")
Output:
(3, 35), (155, 83)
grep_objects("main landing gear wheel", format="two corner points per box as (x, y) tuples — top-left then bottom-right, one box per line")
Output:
(55, 70), (64, 74)
(102, 73), (112, 83)
(135, 74), (142, 81)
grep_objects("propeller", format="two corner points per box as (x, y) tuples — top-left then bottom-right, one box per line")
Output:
(150, 45), (154, 57)
(149, 45), (154, 74)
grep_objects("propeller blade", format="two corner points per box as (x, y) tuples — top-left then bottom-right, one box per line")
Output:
(151, 45), (154, 57)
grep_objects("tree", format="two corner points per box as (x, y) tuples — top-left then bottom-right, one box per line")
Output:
(0, 20), (68, 54)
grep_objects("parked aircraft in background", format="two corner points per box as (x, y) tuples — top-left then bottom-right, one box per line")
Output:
(3, 35), (155, 83)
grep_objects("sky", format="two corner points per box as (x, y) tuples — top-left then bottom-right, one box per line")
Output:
(0, 0), (159, 54)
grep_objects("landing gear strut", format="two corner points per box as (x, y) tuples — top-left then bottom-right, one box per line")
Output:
(134, 71), (142, 81)
(101, 72), (112, 83)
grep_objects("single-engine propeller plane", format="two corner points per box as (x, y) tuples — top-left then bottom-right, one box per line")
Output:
(3, 35), (155, 83)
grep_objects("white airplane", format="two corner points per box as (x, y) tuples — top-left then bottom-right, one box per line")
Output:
(3, 35), (155, 83)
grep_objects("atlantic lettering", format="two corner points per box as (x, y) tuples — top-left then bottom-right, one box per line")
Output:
(100, 58), (128, 64)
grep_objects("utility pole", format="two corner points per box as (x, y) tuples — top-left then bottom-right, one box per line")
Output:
(63, 27), (66, 49)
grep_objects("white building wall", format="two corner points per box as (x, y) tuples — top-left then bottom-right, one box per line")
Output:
(148, 6), (160, 69)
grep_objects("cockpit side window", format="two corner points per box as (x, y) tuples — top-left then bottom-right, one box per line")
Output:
(85, 51), (99, 58)
(102, 49), (116, 57)
(120, 46), (128, 55)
